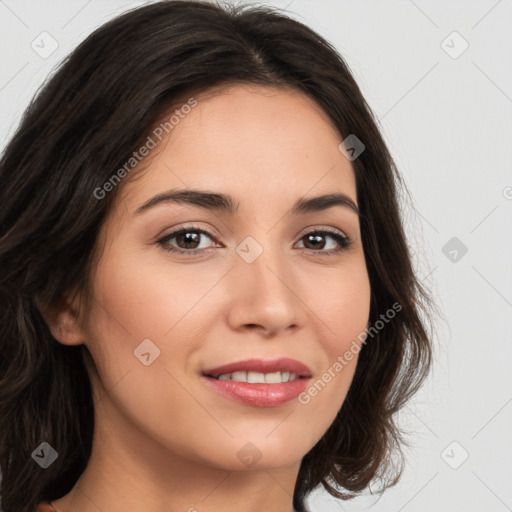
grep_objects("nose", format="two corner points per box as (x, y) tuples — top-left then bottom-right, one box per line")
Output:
(226, 243), (306, 338)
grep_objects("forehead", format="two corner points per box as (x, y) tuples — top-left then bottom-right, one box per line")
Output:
(120, 83), (357, 212)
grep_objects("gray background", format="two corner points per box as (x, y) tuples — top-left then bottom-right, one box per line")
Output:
(1, 0), (511, 510)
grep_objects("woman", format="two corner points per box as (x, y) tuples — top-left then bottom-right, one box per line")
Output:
(0, 1), (436, 511)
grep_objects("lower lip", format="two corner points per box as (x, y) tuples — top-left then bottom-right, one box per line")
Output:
(200, 375), (310, 407)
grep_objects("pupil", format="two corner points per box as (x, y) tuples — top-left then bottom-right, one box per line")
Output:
(180, 232), (199, 248)
(306, 234), (323, 249)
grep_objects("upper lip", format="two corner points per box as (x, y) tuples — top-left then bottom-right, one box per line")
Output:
(202, 357), (313, 378)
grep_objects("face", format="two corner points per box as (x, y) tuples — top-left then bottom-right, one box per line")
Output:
(77, 83), (371, 472)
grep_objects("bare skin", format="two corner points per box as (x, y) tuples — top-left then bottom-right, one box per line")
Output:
(44, 83), (371, 512)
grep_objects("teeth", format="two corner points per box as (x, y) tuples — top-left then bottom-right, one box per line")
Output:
(265, 371), (282, 383)
(231, 371), (246, 382)
(248, 371), (266, 383)
(214, 371), (300, 383)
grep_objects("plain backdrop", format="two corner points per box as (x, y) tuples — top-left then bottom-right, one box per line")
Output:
(1, 1), (511, 511)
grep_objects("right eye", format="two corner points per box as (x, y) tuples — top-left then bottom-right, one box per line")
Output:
(157, 226), (220, 255)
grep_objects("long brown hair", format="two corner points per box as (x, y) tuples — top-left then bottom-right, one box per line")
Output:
(0, 1), (437, 511)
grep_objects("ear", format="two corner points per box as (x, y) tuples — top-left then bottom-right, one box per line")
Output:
(40, 289), (86, 346)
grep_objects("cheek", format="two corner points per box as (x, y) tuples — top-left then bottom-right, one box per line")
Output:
(88, 246), (214, 344)
(306, 254), (371, 348)
(297, 262), (371, 422)
(82, 251), (222, 460)
(81, 250), (189, 398)
(83, 244), (228, 411)
(323, 273), (371, 361)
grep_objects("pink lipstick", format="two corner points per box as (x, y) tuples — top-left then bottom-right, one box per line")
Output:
(201, 357), (312, 408)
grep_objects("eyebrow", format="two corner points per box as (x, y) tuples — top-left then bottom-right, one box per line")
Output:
(134, 189), (361, 217)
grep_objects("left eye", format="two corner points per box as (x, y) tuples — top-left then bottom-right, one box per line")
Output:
(296, 230), (352, 252)
(157, 226), (352, 255)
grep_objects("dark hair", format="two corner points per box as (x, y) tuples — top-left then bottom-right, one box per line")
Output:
(0, 1), (437, 511)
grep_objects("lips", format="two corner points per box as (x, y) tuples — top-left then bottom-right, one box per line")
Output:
(201, 376), (310, 407)
(202, 357), (313, 379)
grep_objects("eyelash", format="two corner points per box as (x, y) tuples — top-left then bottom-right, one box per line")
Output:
(157, 225), (353, 256)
